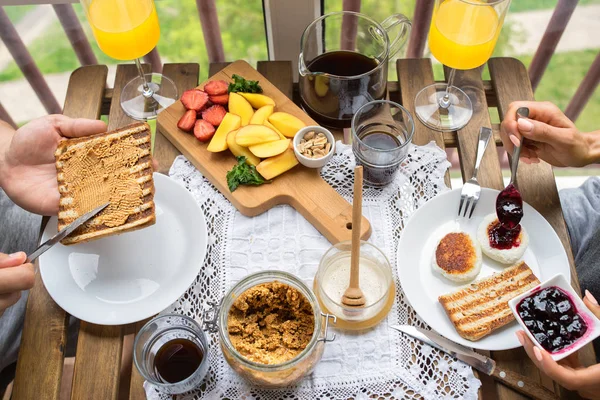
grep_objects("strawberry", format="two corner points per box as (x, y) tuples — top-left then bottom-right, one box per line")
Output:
(201, 105), (227, 126)
(180, 89), (209, 111)
(177, 109), (197, 132)
(204, 80), (228, 96)
(208, 93), (229, 105)
(194, 120), (216, 142)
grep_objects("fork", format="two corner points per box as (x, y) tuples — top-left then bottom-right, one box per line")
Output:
(458, 127), (493, 218)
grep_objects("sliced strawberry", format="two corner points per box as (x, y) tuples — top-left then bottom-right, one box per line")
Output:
(180, 89), (209, 111)
(204, 80), (228, 96)
(209, 93), (229, 105)
(201, 105), (227, 126)
(193, 120), (216, 142)
(177, 109), (197, 132)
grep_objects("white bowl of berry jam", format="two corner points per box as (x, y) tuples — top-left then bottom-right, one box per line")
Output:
(508, 273), (600, 361)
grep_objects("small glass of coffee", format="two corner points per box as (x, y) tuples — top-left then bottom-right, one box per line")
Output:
(351, 100), (414, 186)
(134, 314), (209, 394)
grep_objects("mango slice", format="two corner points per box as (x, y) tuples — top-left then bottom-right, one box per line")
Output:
(315, 75), (329, 97)
(229, 92), (254, 126)
(207, 113), (241, 152)
(249, 105), (274, 125)
(239, 93), (276, 109)
(227, 130), (261, 166)
(235, 124), (280, 147)
(268, 112), (306, 138)
(256, 148), (299, 180)
(264, 120), (286, 140)
(249, 139), (290, 158)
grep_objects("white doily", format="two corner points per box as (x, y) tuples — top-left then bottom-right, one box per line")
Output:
(145, 141), (481, 400)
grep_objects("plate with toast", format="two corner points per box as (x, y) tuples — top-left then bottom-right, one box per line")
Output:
(397, 188), (570, 351)
(39, 123), (207, 325)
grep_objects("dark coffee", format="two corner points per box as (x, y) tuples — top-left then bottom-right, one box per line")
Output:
(154, 338), (204, 383)
(360, 131), (402, 150)
(355, 131), (403, 186)
(299, 51), (386, 128)
(307, 50), (378, 76)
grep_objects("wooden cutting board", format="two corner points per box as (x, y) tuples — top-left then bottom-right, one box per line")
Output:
(157, 60), (371, 244)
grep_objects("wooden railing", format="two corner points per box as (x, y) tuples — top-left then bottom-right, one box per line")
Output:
(0, 0), (598, 131)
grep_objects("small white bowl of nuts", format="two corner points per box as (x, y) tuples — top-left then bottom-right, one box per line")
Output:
(293, 126), (335, 168)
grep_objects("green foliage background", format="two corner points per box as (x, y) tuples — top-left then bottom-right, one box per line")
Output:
(0, 0), (598, 132)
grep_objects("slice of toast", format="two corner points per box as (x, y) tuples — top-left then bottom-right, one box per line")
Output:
(438, 261), (540, 341)
(55, 122), (155, 245)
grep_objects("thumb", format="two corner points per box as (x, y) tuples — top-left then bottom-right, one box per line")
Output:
(517, 117), (563, 144)
(51, 114), (107, 139)
(0, 252), (27, 269)
(584, 290), (600, 319)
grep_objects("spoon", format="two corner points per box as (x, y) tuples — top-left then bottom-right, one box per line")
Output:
(496, 107), (528, 229)
(342, 166), (366, 307)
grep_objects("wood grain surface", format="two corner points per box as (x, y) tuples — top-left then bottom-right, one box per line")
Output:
(12, 65), (108, 400)
(157, 60), (371, 244)
(70, 64), (151, 400)
(153, 63), (199, 174)
(489, 57), (597, 399)
(397, 58), (450, 187)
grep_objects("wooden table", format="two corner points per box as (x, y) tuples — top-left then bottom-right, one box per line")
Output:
(12, 59), (595, 400)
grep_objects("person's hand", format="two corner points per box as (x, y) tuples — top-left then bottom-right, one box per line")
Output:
(516, 290), (600, 399)
(0, 115), (107, 215)
(0, 252), (34, 316)
(500, 101), (599, 167)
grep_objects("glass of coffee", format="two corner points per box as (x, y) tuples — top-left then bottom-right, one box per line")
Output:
(351, 100), (414, 186)
(299, 12), (411, 128)
(134, 314), (209, 394)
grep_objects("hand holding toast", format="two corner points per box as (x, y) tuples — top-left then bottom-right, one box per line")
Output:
(516, 290), (600, 399)
(0, 252), (34, 316)
(0, 115), (107, 215)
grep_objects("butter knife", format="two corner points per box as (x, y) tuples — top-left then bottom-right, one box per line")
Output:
(391, 325), (557, 400)
(27, 202), (110, 262)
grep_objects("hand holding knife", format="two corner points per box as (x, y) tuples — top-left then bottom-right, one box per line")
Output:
(391, 325), (557, 400)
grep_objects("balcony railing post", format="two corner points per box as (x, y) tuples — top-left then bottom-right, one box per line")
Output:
(528, 0), (579, 91)
(53, 4), (98, 66)
(0, 102), (17, 128)
(565, 51), (600, 122)
(0, 7), (61, 115)
(143, 47), (163, 74)
(196, 0), (225, 63)
(341, 0), (361, 51)
(406, 0), (434, 58)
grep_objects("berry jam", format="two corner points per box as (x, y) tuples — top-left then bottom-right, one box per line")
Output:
(517, 286), (588, 353)
(496, 183), (523, 230)
(487, 220), (521, 250)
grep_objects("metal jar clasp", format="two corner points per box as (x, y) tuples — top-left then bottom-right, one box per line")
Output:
(202, 300), (221, 333)
(317, 312), (337, 343)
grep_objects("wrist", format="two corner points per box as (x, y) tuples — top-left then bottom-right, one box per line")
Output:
(584, 130), (600, 165)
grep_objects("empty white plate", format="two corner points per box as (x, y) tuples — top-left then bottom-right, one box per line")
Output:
(39, 173), (207, 325)
(397, 188), (571, 351)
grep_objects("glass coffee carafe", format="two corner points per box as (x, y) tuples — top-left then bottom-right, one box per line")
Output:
(299, 11), (411, 128)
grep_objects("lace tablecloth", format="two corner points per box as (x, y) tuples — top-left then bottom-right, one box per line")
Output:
(145, 141), (481, 399)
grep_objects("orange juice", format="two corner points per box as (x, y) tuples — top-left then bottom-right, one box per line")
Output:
(428, 0), (502, 70)
(87, 0), (160, 60)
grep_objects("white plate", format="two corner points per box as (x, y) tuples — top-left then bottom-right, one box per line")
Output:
(39, 173), (207, 325)
(397, 188), (571, 351)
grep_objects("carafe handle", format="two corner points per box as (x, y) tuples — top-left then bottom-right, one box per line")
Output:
(381, 14), (412, 59)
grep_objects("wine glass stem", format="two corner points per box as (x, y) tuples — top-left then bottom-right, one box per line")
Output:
(439, 68), (457, 109)
(135, 58), (154, 99)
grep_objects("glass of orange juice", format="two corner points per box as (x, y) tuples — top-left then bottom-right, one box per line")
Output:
(80, 0), (177, 120)
(414, 0), (511, 131)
